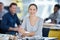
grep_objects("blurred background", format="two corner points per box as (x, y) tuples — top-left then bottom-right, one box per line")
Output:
(0, 0), (60, 20)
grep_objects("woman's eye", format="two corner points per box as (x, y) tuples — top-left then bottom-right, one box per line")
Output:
(33, 9), (35, 10)
(30, 9), (32, 10)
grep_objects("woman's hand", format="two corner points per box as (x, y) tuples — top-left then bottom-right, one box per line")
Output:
(18, 27), (26, 34)
(21, 32), (35, 37)
(27, 32), (35, 37)
(18, 27), (35, 37)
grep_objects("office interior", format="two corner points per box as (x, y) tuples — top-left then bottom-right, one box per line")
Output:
(0, 0), (60, 40)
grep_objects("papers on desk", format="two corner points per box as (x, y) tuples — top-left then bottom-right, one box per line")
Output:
(43, 23), (60, 29)
(0, 34), (17, 40)
(0, 34), (57, 40)
(0, 34), (10, 40)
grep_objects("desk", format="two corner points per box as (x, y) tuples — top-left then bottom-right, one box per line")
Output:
(43, 23), (60, 40)
(43, 23), (60, 29)
(0, 34), (57, 40)
(22, 37), (57, 40)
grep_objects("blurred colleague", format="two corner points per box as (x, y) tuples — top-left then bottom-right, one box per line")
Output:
(0, 2), (8, 33)
(18, 4), (43, 37)
(44, 4), (60, 24)
(48, 4), (60, 40)
(1, 3), (21, 35)
(56, 9), (60, 24)
(43, 4), (60, 37)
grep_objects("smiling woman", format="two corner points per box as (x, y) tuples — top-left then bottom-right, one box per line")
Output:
(18, 4), (43, 37)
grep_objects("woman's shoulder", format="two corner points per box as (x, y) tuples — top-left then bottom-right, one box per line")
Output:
(23, 16), (29, 21)
(37, 17), (43, 21)
(37, 17), (44, 23)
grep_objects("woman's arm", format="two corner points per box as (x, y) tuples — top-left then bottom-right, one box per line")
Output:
(21, 32), (35, 37)
(18, 19), (35, 37)
(18, 27), (35, 37)
(34, 18), (43, 37)
(26, 32), (35, 37)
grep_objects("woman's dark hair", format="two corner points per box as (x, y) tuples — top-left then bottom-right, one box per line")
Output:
(54, 4), (60, 9)
(29, 4), (38, 9)
(9, 3), (17, 8)
(0, 2), (3, 5)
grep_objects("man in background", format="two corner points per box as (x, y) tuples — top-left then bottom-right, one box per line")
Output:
(43, 4), (60, 37)
(1, 3), (21, 35)
(44, 4), (60, 23)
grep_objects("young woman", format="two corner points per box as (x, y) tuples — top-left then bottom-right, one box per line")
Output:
(18, 4), (43, 37)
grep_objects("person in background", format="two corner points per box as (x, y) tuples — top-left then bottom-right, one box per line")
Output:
(18, 4), (43, 37)
(1, 3), (21, 35)
(48, 5), (60, 40)
(0, 2), (8, 33)
(44, 4), (60, 24)
(43, 4), (60, 37)
(56, 9), (60, 24)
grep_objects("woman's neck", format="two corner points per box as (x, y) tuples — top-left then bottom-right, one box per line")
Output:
(29, 15), (37, 18)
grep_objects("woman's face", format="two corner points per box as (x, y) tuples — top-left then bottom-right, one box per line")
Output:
(28, 5), (37, 15)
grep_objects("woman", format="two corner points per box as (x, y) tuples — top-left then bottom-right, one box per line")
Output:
(18, 4), (43, 37)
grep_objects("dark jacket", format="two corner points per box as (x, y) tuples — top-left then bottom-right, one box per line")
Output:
(1, 11), (21, 35)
